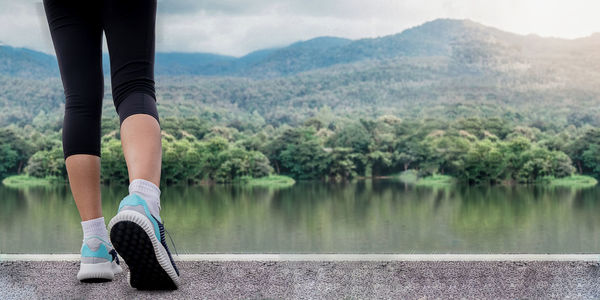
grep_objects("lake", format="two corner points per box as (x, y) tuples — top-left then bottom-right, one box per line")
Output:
(1, 179), (600, 254)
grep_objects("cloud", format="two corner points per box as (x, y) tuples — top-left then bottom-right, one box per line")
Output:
(0, 1), (52, 51)
(3, 0), (600, 56)
(157, 0), (271, 15)
(157, 0), (430, 19)
(156, 12), (421, 55)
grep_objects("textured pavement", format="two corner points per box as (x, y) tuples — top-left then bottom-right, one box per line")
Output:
(2, 260), (600, 299)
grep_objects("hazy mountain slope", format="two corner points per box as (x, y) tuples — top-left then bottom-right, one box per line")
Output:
(3, 19), (600, 129)
(0, 45), (59, 78)
(7, 18), (592, 78)
(101, 52), (237, 76)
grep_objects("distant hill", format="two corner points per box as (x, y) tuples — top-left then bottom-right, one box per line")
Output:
(0, 45), (59, 78)
(101, 52), (237, 76)
(3, 18), (600, 129)
(9, 18), (600, 78)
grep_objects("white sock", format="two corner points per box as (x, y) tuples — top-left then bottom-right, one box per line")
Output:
(129, 178), (161, 218)
(81, 216), (109, 242)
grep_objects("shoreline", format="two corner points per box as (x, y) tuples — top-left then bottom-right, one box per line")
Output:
(2, 173), (598, 189)
(2, 253), (600, 262)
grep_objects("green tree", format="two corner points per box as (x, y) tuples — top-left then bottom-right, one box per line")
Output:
(277, 127), (329, 179)
(0, 143), (18, 179)
(463, 139), (506, 184)
(24, 146), (66, 178)
(326, 147), (357, 180)
(100, 138), (128, 185)
(0, 127), (35, 175)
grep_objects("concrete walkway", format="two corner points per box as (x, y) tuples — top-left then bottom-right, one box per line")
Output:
(2, 254), (600, 299)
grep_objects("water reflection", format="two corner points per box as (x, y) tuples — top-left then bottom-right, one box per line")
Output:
(1, 180), (599, 253)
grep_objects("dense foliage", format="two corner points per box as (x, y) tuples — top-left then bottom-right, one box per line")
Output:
(2, 111), (598, 186)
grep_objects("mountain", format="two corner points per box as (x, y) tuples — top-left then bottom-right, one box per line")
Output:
(232, 36), (353, 76)
(101, 52), (237, 76)
(0, 45), (59, 78)
(4, 18), (600, 129)
(3, 18), (580, 79)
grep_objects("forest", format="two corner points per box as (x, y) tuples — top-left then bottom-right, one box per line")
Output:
(3, 19), (600, 187)
(3, 108), (600, 187)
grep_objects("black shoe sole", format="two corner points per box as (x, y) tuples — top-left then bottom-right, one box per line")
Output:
(110, 220), (178, 290)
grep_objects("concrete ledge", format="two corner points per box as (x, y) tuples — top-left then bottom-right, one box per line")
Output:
(2, 253), (600, 261)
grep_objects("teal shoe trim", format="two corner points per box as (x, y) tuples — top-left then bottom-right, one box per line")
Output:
(84, 235), (111, 246)
(118, 193), (161, 241)
(81, 242), (112, 261)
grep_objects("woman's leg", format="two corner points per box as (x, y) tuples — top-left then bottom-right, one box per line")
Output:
(43, 0), (122, 282)
(120, 114), (162, 187)
(102, 0), (162, 188)
(65, 156), (102, 221)
(103, 1), (180, 289)
(43, 0), (104, 221)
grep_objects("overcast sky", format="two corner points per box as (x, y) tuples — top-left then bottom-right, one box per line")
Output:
(2, 0), (600, 57)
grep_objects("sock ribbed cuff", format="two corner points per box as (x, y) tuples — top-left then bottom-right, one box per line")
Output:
(129, 178), (161, 217)
(81, 216), (108, 240)
(129, 178), (161, 197)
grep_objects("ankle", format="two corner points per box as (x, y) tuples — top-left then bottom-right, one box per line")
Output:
(129, 178), (161, 217)
(81, 216), (109, 242)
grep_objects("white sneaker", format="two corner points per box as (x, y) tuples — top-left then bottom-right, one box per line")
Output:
(77, 235), (123, 282)
(108, 193), (180, 290)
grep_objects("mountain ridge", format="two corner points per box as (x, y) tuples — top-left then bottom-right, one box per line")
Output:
(1, 18), (600, 79)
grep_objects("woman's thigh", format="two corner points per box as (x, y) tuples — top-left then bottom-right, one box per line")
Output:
(42, 0), (104, 159)
(102, 0), (157, 111)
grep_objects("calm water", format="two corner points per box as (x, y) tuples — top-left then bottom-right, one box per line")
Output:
(1, 179), (600, 254)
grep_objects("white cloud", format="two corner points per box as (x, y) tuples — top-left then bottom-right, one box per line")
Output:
(156, 13), (419, 55)
(1, 1), (52, 52)
(3, 0), (600, 56)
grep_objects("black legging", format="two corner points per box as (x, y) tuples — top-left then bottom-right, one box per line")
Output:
(43, 0), (160, 160)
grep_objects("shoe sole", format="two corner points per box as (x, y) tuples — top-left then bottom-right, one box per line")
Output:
(108, 210), (180, 290)
(77, 260), (122, 282)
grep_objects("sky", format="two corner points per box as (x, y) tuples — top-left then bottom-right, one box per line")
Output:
(1, 0), (600, 57)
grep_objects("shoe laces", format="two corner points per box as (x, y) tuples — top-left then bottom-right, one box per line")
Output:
(109, 248), (120, 265)
(163, 223), (179, 257)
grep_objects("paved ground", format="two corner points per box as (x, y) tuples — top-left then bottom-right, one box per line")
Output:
(2, 258), (600, 299)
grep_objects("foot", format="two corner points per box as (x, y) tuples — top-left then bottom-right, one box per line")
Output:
(77, 236), (123, 282)
(108, 193), (180, 290)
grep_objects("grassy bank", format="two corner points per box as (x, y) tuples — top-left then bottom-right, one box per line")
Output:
(243, 174), (296, 188)
(415, 174), (456, 187)
(393, 170), (598, 188)
(2, 174), (66, 188)
(545, 174), (598, 188)
(394, 170), (419, 184)
(393, 170), (456, 187)
(3, 173), (296, 189)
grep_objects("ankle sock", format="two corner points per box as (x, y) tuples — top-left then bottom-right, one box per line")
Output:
(129, 178), (161, 218)
(81, 216), (109, 242)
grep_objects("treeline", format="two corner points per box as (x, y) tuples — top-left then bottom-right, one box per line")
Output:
(3, 114), (600, 186)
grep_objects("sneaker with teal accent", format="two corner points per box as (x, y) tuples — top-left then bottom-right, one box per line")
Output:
(77, 236), (123, 282)
(108, 193), (180, 290)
